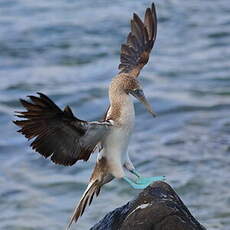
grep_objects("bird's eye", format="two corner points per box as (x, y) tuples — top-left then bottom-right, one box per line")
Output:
(132, 89), (144, 96)
(133, 89), (140, 93)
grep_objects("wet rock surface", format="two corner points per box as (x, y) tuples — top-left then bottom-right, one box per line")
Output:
(91, 181), (206, 230)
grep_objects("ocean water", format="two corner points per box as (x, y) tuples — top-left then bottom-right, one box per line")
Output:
(0, 0), (230, 229)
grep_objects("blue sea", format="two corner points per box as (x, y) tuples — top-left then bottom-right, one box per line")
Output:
(0, 0), (229, 229)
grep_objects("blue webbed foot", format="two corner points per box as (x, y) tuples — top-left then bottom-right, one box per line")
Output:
(136, 176), (166, 185)
(123, 177), (150, 189)
(129, 169), (166, 185)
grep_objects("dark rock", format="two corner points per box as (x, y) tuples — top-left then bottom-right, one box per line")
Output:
(90, 181), (206, 230)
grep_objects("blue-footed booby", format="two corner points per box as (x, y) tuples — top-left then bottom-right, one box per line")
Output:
(14, 2), (165, 229)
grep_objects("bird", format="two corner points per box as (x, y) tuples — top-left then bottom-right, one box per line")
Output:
(13, 2), (165, 229)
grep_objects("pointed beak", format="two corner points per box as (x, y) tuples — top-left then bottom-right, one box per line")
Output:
(130, 89), (157, 117)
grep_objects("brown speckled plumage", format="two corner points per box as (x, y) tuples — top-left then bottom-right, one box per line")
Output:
(106, 75), (140, 122)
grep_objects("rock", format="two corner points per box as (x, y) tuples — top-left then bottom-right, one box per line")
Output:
(90, 181), (206, 230)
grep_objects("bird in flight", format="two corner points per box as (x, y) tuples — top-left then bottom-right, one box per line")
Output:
(14, 2), (164, 229)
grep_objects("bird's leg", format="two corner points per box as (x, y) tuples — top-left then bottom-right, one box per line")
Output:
(129, 168), (141, 178)
(123, 162), (165, 188)
(123, 161), (141, 178)
(123, 163), (152, 189)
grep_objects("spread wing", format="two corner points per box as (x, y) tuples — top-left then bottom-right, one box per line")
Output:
(13, 93), (111, 166)
(118, 3), (157, 78)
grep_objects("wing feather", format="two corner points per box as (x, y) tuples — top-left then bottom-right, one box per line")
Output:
(14, 93), (111, 166)
(119, 3), (157, 78)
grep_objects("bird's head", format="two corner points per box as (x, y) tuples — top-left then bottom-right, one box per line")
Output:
(110, 75), (157, 117)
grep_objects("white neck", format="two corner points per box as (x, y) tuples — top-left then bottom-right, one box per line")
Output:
(118, 94), (135, 127)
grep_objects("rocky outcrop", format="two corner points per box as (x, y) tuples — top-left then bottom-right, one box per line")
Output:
(91, 181), (206, 230)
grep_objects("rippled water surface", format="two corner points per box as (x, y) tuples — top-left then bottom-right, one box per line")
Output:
(0, 0), (230, 229)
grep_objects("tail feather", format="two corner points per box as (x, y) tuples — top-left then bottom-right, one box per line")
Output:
(67, 180), (101, 229)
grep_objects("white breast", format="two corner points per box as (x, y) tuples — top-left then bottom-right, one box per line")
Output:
(100, 95), (135, 178)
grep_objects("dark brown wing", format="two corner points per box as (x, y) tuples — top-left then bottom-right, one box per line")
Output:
(13, 93), (111, 166)
(118, 3), (157, 78)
